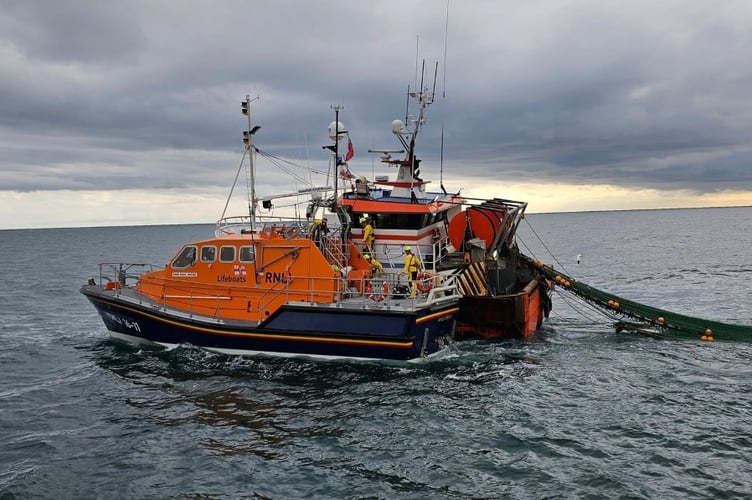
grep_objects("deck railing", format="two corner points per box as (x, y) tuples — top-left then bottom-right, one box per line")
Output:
(96, 263), (156, 286)
(95, 262), (460, 321)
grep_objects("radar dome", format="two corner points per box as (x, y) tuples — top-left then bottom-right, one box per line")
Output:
(391, 119), (405, 134)
(328, 121), (346, 140)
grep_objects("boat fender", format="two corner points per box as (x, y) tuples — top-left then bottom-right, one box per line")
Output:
(416, 271), (433, 293)
(368, 281), (389, 302)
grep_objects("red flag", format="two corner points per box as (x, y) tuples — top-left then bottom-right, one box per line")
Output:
(344, 136), (354, 162)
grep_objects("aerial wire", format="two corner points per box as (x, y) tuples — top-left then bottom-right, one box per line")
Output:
(440, 0), (450, 189)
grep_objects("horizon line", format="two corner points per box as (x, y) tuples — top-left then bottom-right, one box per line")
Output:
(1, 204), (750, 232)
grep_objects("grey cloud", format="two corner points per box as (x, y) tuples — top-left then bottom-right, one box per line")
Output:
(0, 2), (145, 63)
(1, 0), (752, 198)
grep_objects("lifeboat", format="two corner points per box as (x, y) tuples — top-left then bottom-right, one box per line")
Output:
(80, 97), (461, 363)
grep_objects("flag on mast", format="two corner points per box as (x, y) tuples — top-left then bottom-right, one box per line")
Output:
(344, 135), (355, 162)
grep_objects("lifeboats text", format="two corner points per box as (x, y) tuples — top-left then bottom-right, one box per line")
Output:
(217, 275), (247, 283)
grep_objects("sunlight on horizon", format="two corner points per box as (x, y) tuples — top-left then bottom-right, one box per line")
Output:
(1, 184), (751, 230)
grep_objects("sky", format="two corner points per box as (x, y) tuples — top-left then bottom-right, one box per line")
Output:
(1, 0), (752, 229)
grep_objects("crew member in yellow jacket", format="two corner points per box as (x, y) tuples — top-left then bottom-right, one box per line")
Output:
(364, 254), (383, 276)
(401, 246), (422, 298)
(361, 217), (374, 255)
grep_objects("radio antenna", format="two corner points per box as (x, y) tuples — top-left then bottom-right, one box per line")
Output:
(440, 0), (450, 189)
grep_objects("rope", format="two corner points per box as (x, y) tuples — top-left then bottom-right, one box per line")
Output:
(255, 148), (330, 185)
(522, 218), (571, 275)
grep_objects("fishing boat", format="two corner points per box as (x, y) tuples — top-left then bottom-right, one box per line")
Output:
(80, 96), (462, 363)
(330, 63), (553, 339)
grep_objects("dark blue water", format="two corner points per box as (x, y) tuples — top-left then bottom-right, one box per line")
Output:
(1, 208), (751, 499)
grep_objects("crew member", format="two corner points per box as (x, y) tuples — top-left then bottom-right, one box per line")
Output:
(361, 216), (374, 255)
(401, 246), (422, 298)
(311, 219), (328, 249)
(364, 254), (383, 277)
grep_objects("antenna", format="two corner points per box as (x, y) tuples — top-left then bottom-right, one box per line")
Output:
(419, 59), (425, 104)
(404, 84), (410, 126)
(414, 35), (420, 90)
(440, 0), (450, 187)
(432, 61), (438, 100)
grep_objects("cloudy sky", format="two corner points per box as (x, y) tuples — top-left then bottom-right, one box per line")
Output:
(2, 0), (751, 229)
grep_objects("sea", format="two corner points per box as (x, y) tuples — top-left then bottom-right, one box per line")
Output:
(1, 207), (751, 499)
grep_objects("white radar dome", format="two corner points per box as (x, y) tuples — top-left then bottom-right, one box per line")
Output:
(391, 119), (405, 134)
(328, 121), (346, 140)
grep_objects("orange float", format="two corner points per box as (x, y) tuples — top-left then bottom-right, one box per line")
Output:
(416, 272), (434, 293)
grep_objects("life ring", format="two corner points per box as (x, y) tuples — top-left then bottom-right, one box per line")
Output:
(416, 271), (433, 293)
(368, 281), (389, 302)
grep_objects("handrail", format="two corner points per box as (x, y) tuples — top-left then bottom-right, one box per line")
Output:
(216, 216), (309, 237)
(369, 239), (449, 274)
(256, 277), (296, 314)
(97, 263), (155, 286)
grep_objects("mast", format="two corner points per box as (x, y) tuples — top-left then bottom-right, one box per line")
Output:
(397, 62), (436, 189)
(332, 105), (342, 204)
(367, 64), (438, 201)
(324, 105), (346, 206)
(241, 95), (260, 231)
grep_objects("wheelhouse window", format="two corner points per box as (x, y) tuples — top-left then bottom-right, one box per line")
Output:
(374, 213), (429, 230)
(201, 246), (216, 263)
(350, 210), (446, 230)
(239, 245), (255, 263)
(220, 246), (236, 263)
(172, 246), (197, 268)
